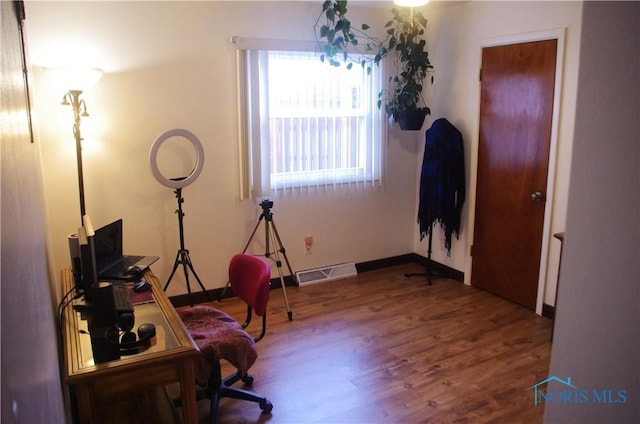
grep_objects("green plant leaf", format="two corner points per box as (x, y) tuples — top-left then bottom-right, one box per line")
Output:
(326, 8), (335, 22)
(388, 38), (396, 50)
(314, 0), (433, 119)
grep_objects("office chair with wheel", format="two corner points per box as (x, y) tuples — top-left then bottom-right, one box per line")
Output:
(178, 253), (273, 423)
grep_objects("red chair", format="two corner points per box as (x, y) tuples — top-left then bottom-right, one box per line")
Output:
(179, 254), (273, 423)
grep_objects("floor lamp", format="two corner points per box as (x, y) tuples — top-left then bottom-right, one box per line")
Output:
(59, 68), (102, 225)
(58, 69), (103, 301)
(61, 90), (90, 226)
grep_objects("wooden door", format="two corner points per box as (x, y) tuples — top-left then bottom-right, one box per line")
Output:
(471, 40), (557, 310)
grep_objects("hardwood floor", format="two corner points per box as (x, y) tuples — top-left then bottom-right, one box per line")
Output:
(179, 263), (552, 423)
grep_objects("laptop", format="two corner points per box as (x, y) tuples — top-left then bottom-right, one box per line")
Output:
(94, 219), (159, 280)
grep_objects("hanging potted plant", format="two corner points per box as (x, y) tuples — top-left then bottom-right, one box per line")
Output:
(315, 1), (433, 130)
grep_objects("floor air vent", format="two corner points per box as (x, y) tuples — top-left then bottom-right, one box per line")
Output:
(296, 262), (357, 286)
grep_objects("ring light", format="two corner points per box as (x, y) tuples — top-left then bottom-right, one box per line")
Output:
(149, 128), (204, 189)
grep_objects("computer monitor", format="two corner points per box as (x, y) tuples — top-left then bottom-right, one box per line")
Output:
(93, 219), (123, 273)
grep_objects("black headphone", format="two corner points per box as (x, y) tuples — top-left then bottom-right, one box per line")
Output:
(104, 322), (156, 355)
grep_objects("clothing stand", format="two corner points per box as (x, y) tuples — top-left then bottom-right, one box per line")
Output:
(405, 219), (447, 285)
(164, 187), (212, 305)
(410, 118), (466, 286)
(221, 199), (294, 321)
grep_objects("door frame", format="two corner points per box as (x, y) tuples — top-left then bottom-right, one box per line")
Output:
(464, 29), (567, 315)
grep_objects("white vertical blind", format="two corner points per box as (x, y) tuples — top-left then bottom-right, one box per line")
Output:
(235, 38), (386, 199)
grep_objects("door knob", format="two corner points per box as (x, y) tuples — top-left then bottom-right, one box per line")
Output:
(530, 191), (544, 202)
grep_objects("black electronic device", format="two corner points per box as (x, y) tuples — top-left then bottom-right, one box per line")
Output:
(88, 283), (121, 363)
(122, 265), (145, 282)
(111, 284), (134, 315)
(93, 219), (159, 280)
(78, 226), (99, 302)
(68, 233), (83, 294)
(260, 198), (274, 211)
(104, 322), (156, 355)
(71, 255), (83, 292)
(86, 282), (156, 362)
(134, 279), (152, 293)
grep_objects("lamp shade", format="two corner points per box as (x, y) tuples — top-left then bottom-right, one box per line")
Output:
(49, 67), (103, 92)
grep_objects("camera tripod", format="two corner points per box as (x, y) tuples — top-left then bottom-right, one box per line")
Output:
(164, 187), (212, 305)
(223, 199), (294, 321)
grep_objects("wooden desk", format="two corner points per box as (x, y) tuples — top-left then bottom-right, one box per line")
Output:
(60, 269), (198, 423)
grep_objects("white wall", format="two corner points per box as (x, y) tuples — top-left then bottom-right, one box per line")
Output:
(546, 2), (639, 421)
(26, 1), (419, 297)
(26, 1), (584, 307)
(1, 2), (66, 421)
(414, 1), (582, 311)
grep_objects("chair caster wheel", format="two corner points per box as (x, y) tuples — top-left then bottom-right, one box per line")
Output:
(242, 374), (254, 385)
(260, 400), (273, 414)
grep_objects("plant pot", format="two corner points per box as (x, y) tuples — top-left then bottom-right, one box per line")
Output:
(396, 109), (428, 131)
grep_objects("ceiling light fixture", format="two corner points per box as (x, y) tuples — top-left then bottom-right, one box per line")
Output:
(393, 0), (430, 7)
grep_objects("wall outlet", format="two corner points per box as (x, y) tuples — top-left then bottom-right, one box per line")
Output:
(304, 235), (313, 255)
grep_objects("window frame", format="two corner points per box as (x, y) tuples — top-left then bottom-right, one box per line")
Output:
(235, 38), (387, 198)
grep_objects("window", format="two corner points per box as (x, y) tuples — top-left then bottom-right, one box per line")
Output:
(236, 39), (386, 197)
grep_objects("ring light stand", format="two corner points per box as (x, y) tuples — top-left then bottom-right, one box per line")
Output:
(150, 129), (211, 305)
